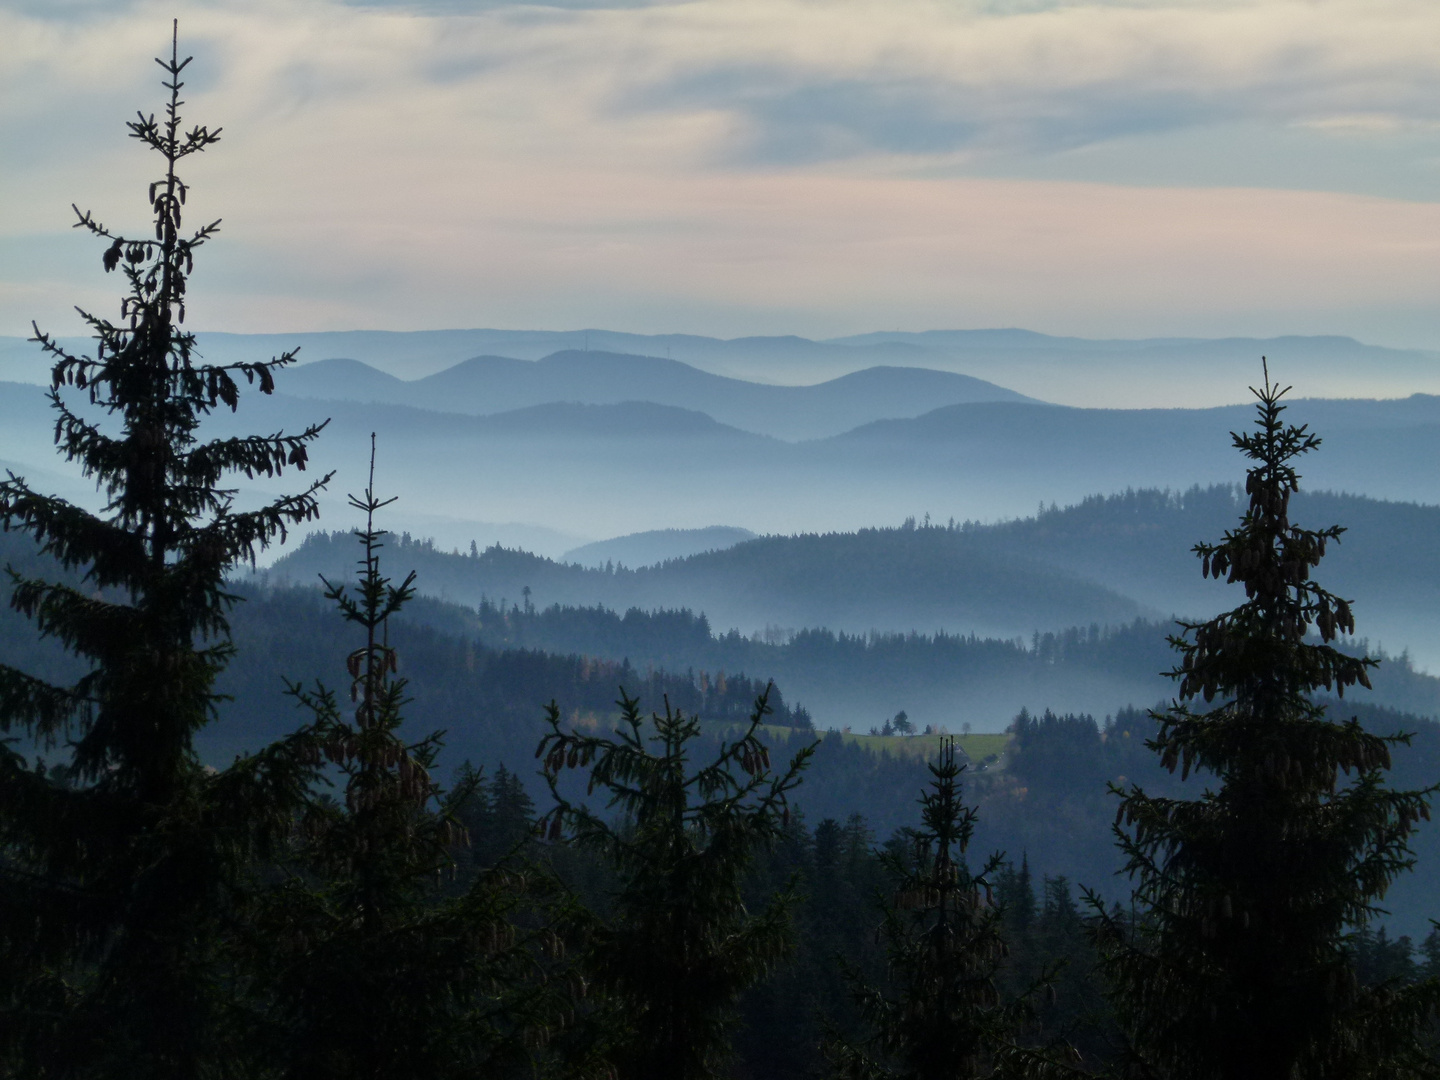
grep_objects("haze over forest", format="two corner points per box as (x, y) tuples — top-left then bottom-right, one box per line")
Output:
(5, 328), (1440, 556)
(5, 324), (1439, 682)
(15, 319), (1440, 925)
(12, 5), (1440, 1075)
(11, 322), (1440, 917)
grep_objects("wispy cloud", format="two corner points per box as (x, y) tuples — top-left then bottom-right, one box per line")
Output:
(4, 0), (1440, 344)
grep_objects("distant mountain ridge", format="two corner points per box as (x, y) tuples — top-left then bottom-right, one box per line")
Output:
(7, 381), (1440, 584)
(259, 485), (1440, 676)
(263, 524), (1154, 644)
(964, 486), (1440, 664)
(273, 350), (1033, 440)
(819, 395), (1440, 509)
(5, 327), (1435, 407)
(563, 526), (757, 568)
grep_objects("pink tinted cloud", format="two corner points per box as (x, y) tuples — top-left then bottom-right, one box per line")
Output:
(192, 164), (1440, 341)
(4, 0), (1440, 343)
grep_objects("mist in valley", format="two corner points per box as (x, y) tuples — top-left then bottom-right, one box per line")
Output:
(11, 5), (1440, 1072)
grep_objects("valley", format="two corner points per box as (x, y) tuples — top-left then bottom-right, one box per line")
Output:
(5, 328), (1439, 935)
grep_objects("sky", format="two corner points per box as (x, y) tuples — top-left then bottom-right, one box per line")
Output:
(4, 0), (1440, 348)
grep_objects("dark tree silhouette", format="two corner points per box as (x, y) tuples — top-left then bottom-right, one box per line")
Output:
(1089, 364), (1440, 1079)
(0, 25), (329, 1078)
(251, 443), (585, 1080)
(824, 741), (1063, 1080)
(537, 687), (814, 1080)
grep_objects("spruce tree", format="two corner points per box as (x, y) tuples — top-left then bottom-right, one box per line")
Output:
(1091, 364), (1440, 1079)
(251, 447), (582, 1080)
(0, 27), (328, 1078)
(823, 741), (1055, 1080)
(537, 687), (814, 1080)
(995, 855), (1036, 936)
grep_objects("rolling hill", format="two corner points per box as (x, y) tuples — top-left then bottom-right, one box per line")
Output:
(563, 526), (757, 568)
(262, 524), (1153, 645)
(274, 350), (1033, 440)
(8, 327), (1437, 408)
(8, 376), (1440, 610)
(261, 482), (1440, 675)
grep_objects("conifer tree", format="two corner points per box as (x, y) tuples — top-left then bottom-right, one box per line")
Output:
(995, 855), (1036, 936)
(1090, 364), (1440, 1079)
(0, 27), (329, 1077)
(537, 688), (814, 1080)
(252, 445), (583, 1080)
(488, 763), (539, 863)
(824, 741), (1056, 1080)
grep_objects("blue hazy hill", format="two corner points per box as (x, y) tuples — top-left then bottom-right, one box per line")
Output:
(276, 349), (1033, 440)
(563, 526), (757, 568)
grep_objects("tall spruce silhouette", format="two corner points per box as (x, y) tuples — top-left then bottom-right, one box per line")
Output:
(0, 27), (329, 1077)
(1090, 364), (1440, 1079)
(824, 741), (1059, 1080)
(253, 442), (584, 1079)
(537, 687), (814, 1080)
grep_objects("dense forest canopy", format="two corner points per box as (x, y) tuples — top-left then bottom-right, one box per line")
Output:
(261, 483), (1440, 671)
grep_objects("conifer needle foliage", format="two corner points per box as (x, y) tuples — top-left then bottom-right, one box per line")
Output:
(1089, 363), (1440, 1079)
(538, 688), (816, 1080)
(824, 741), (1066, 1080)
(254, 441), (586, 1080)
(0, 26), (328, 1078)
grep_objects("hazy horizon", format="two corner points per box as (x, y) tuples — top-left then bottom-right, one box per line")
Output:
(5, 324), (1437, 410)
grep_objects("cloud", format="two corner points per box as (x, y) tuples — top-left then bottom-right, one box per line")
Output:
(641, 68), (1226, 164)
(12, 1), (1440, 172)
(4, 0), (1440, 344)
(587, 0), (1440, 165)
(341, 0), (666, 10)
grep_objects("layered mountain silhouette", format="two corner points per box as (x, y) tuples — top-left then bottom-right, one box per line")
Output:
(8, 327), (1434, 405)
(5, 326), (1439, 663)
(265, 523), (1154, 642)
(274, 350), (1033, 440)
(563, 526), (757, 568)
(261, 486), (1440, 715)
(262, 486), (1440, 643)
(5, 377), (1440, 572)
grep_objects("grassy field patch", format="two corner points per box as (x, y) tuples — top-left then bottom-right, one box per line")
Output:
(573, 715), (1011, 768)
(826, 731), (1010, 764)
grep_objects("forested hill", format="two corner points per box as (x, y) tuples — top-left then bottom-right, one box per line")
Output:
(5, 525), (1440, 934)
(562, 525), (756, 567)
(256, 526), (1440, 733)
(8, 377), (1440, 550)
(459, 600), (1440, 731)
(217, 582), (1440, 935)
(262, 524), (1154, 644)
(163, 586), (1440, 939)
(968, 486), (1440, 653)
(262, 485), (1440, 668)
